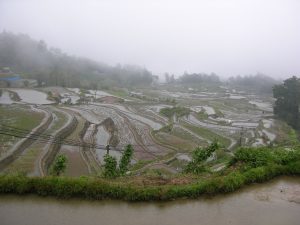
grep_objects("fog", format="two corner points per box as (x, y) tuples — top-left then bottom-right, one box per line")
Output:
(0, 0), (299, 78)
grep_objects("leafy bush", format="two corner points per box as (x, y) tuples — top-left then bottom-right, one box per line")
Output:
(103, 144), (134, 178)
(103, 154), (118, 178)
(50, 154), (67, 176)
(119, 144), (133, 175)
(0, 146), (299, 201)
(160, 107), (190, 119)
(185, 141), (219, 174)
(231, 147), (300, 169)
(232, 147), (271, 167)
(272, 148), (300, 165)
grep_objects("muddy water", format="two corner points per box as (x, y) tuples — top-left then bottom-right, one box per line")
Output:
(9, 88), (55, 104)
(0, 177), (299, 225)
(95, 126), (110, 146)
(94, 126), (122, 163)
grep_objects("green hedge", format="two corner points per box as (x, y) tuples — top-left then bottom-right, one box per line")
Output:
(0, 161), (299, 201)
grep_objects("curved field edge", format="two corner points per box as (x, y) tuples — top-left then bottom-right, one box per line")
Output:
(0, 161), (299, 201)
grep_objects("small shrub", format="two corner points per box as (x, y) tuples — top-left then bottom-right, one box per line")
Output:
(103, 154), (118, 178)
(231, 147), (271, 168)
(50, 154), (67, 176)
(185, 141), (219, 174)
(119, 144), (134, 175)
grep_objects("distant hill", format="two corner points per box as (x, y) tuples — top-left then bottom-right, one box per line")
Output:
(228, 74), (280, 94)
(0, 32), (153, 89)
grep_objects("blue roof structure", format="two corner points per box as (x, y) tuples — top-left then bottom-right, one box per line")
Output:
(0, 76), (21, 81)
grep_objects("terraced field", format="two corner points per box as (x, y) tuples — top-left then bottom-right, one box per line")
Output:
(0, 105), (44, 153)
(0, 86), (296, 176)
(3, 107), (71, 175)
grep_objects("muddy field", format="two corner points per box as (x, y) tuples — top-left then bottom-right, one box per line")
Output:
(0, 86), (295, 176)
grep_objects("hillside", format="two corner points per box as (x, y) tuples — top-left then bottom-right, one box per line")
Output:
(0, 32), (153, 89)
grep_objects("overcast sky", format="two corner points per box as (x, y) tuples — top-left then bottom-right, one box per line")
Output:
(0, 0), (299, 78)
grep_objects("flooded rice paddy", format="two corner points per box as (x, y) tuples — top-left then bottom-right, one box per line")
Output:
(8, 89), (55, 105)
(0, 86), (295, 176)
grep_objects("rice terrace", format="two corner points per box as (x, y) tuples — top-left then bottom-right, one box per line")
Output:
(0, 1), (300, 225)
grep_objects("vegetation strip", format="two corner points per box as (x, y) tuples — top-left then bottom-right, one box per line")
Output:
(0, 151), (299, 201)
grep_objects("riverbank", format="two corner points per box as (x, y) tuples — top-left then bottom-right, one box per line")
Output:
(0, 146), (299, 201)
(0, 163), (299, 201)
(1, 177), (300, 225)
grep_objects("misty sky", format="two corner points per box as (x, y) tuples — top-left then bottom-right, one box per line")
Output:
(0, 0), (299, 78)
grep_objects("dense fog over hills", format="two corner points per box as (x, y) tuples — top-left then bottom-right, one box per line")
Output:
(1, 3), (300, 223)
(0, 0), (299, 78)
(0, 32), (153, 88)
(0, 32), (280, 93)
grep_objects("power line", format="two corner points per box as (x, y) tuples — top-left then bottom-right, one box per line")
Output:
(0, 124), (161, 147)
(1, 127), (94, 148)
(0, 124), (161, 154)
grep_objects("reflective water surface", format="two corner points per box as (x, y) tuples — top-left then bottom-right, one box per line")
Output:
(0, 177), (299, 225)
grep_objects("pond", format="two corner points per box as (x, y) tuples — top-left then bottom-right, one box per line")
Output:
(0, 177), (299, 225)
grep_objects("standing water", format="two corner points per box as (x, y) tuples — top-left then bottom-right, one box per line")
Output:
(94, 126), (122, 163)
(0, 177), (299, 225)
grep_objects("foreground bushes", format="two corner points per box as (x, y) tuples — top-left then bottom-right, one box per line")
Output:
(0, 162), (299, 201)
(230, 146), (300, 169)
(0, 147), (299, 201)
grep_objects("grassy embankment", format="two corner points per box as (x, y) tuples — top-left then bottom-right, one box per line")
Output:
(0, 146), (299, 201)
(181, 122), (231, 148)
(4, 109), (68, 174)
(0, 105), (44, 155)
(152, 107), (202, 151)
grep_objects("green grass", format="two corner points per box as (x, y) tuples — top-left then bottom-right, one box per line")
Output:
(153, 132), (197, 151)
(4, 147), (41, 173)
(0, 162), (298, 201)
(182, 122), (231, 148)
(194, 112), (208, 120)
(0, 105), (44, 153)
(0, 105), (44, 131)
(160, 107), (190, 120)
(288, 129), (298, 144)
(130, 160), (154, 171)
(3, 108), (70, 175)
(1, 146), (299, 201)
(107, 89), (128, 98)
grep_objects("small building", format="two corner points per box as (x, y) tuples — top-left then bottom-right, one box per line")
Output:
(0, 67), (37, 88)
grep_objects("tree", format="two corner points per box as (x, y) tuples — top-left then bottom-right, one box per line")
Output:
(273, 76), (300, 130)
(103, 145), (134, 178)
(51, 154), (67, 176)
(103, 154), (118, 178)
(184, 141), (219, 174)
(0, 32), (154, 89)
(169, 74), (175, 83)
(23, 80), (29, 87)
(165, 73), (170, 83)
(119, 144), (134, 175)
